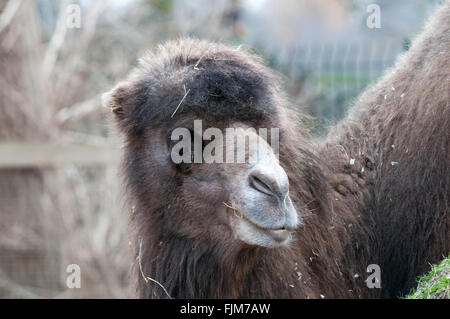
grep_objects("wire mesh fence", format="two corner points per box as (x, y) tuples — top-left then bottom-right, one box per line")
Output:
(267, 39), (404, 133)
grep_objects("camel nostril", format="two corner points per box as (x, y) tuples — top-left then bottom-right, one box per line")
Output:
(249, 174), (274, 196)
(248, 165), (290, 202)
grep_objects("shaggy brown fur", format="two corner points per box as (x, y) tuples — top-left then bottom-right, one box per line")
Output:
(104, 3), (449, 299)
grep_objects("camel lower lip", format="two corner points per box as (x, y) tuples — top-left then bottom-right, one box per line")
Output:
(268, 229), (290, 242)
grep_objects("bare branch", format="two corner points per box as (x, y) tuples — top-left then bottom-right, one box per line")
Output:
(0, 0), (23, 34)
(43, 0), (71, 76)
(55, 95), (101, 124)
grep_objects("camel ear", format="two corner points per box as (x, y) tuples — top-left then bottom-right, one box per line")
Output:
(101, 82), (133, 119)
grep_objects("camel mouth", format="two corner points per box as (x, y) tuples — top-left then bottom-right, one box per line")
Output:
(225, 204), (294, 247)
(240, 213), (294, 234)
(234, 216), (293, 247)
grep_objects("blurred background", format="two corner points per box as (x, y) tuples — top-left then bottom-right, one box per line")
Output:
(0, 0), (443, 298)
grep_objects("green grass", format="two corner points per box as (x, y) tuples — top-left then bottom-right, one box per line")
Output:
(405, 255), (450, 299)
